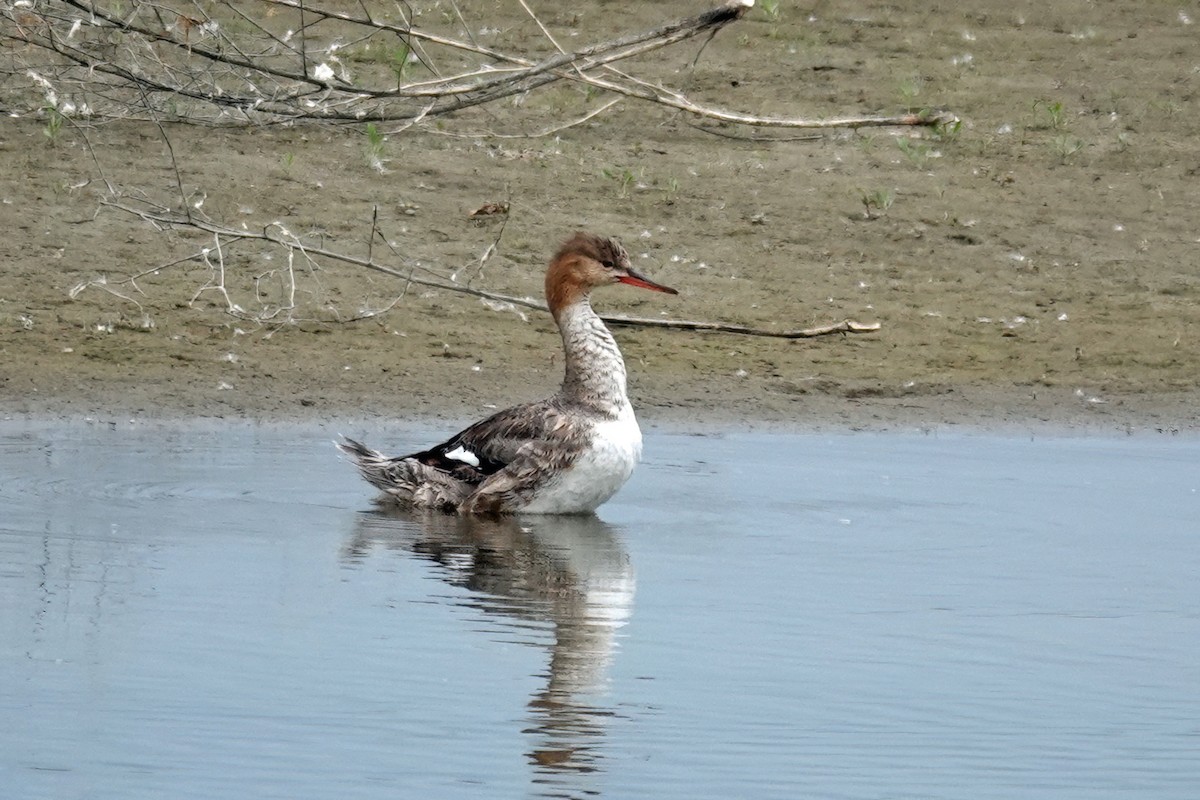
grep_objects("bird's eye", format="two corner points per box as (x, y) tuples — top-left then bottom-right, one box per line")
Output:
(601, 260), (615, 270)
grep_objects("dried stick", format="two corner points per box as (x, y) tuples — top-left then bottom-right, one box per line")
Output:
(567, 65), (958, 130)
(191, 233), (237, 313)
(604, 316), (880, 338)
(101, 200), (879, 340)
(104, 198), (547, 305)
(431, 98), (620, 139)
(68, 275), (145, 311)
(9, 1), (952, 131)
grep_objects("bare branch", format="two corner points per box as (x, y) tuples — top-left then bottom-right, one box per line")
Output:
(4, 1), (953, 131)
(100, 200), (879, 340)
(604, 316), (881, 338)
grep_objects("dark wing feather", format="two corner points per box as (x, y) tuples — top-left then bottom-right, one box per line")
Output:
(408, 400), (567, 485)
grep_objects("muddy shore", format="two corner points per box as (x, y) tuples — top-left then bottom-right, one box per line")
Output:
(2, 1), (1197, 433)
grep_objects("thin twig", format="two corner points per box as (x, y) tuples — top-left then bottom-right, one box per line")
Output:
(517, 0), (568, 55)
(367, 204), (379, 265)
(432, 98), (621, 139)
(686, 123), (825, 142)
(10, 0), (952, 132)
(64, 116), (119, 197)
(68, 275), (145, 311)
(604, 316), (880, 338)
(191, 233), (238, 312)
(135, 82), (191, 220)
(446, 0), (480, 50)
(102, 200), (880, 340)
(458, 203), (510, 287)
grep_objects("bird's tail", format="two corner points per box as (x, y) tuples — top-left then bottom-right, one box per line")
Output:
(338, 436), (475, 510)
(337, 436), (415, 496)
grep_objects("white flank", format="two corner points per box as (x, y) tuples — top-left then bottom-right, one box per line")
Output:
(445, 445), (480, 467)
(523, 405), (643, 514)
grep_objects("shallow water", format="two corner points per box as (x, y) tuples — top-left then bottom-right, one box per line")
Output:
(2, 422), (1198, 799)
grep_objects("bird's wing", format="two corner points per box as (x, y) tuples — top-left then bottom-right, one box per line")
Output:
(408, 400), (581, 485)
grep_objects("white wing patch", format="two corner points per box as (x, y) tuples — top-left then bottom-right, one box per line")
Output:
(445, 445), (481, 467)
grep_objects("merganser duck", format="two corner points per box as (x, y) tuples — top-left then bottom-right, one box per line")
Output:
(339, 232), (677, 515)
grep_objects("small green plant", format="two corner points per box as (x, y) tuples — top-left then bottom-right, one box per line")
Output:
(759, 0), (782, 22)
(932, 117), (963, 142)
(898, 75), (922, 107)
(601, 166), (637, 198)
(1032, 99), (1067, 130)
(859, 187), (895, 219)
(364, 122), (387, 171)
(1149, 98), (1181, 118)
(1104, 89), (1127, 117)
(896, 136), (934, 168)
(661, 175), (680, 204)
(43, 106), (64, 141)
(280, 152), (295, 171)
(1052, 135), (1085, 162)
(389, 43), (413, 85)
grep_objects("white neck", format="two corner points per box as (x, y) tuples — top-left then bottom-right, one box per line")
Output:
(555, 299), (629, 416)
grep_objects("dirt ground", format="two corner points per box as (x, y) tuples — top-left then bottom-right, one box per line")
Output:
(2, 1), (1198, 433)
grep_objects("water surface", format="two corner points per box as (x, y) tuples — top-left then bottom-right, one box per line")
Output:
(2, 422), (1197, 799)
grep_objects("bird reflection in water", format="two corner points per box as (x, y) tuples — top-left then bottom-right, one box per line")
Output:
(344, 509), (635, 790)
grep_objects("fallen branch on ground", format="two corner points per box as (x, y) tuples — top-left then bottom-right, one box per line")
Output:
(605, 316), (880, 337)
(6, 0), (955, 133)
(97, 199), (879, 340)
